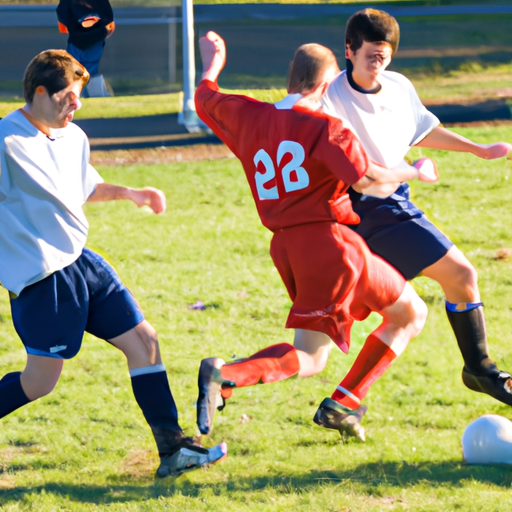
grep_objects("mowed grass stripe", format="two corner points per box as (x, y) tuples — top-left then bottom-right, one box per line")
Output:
(0, 126), (512, 510)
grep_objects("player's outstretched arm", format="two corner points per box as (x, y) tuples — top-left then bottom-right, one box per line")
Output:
(416, 126), (512, 160)
(352, 158), (438, 198)
(365, 160), (418, 184)
(199, 31), (226, 82)
(87, 183), (166, 214)
(351, 161), (415, 198)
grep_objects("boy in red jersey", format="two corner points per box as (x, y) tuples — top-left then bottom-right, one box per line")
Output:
(193, 32), (428, 441)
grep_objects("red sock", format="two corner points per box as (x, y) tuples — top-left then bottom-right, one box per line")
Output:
(220, 343), (300, 395)
(331, 334), (396, 409)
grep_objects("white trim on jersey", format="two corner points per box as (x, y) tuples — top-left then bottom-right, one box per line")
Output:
(274, 93), (302, 110)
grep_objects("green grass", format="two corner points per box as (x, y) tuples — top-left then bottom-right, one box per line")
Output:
(0, 90), (286, 119)
(84, 62), (512, 112)
(2, 61), (512, 119)
(1, 126), (512, 510)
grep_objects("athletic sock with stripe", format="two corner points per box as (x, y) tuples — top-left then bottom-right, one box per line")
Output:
(331, 334), (396, 409)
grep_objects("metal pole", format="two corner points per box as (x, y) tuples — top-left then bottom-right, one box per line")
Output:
(168, 17), (177, 84)
(179, 0), (201, 132)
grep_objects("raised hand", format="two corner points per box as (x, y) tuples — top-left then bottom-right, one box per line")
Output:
(199, 31), (226, 82)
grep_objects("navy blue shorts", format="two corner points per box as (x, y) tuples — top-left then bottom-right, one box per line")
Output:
(349, 183), (453, 280)
(10, 248), (144, 359)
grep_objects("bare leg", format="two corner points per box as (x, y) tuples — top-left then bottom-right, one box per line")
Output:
(21, 354), (63, 400)
(0, 354), (62, 420)
(294, 329), (332, 378)
(422, 246), (479, 303)
(197, 329), (332, 435)
(108, 319), (162, 369)
(422, 246), (512, 405)
(373, 281), (428, 356)
(109, 320), (227, 476)
(314, 283), (427, 440)
(332, 281), (427, 407)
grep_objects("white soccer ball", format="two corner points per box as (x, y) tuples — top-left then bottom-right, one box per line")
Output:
(462, 414), (512, 464)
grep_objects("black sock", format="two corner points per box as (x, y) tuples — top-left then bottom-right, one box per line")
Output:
(0, 372), (31, 418)
(445, 305), (496, 375)
(130, 366), (183, 457)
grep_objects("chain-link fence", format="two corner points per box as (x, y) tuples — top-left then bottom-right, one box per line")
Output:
(1, 2), (512, 95)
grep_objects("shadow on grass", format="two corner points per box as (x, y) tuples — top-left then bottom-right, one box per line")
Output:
(1, 461), (512, 505)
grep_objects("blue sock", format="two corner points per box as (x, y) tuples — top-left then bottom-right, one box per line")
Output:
(130, 365), (183, 456)
(0, 372), (31, 419)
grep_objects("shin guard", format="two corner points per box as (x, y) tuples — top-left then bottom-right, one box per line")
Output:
(220, 343), (300, 391)
(445, 303), (495, 375)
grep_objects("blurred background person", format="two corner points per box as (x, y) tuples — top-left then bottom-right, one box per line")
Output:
(57, 0), (115, 97)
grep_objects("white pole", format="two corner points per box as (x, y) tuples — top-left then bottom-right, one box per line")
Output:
(179, 0), (201, 132)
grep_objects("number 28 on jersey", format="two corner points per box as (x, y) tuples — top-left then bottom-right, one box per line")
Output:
(254, 140), (310, 200)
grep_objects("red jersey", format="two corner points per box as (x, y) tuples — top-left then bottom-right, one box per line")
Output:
(195, 80), (368, 231)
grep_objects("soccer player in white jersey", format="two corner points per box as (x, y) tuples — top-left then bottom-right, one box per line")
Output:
(0, 49), (226, 478)
(321, 8), (512, 407)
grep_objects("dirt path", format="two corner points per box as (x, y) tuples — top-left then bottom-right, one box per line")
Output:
(90, 143), (235, 166)
(90, 119), (512, 166)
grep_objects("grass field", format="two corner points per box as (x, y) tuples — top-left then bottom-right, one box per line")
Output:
(1, 61), (512, 119)
(1, 124), (512, 510)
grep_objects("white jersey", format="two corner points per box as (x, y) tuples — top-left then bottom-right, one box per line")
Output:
(0, 110), (103, 295)
(322, 69), (439, 169)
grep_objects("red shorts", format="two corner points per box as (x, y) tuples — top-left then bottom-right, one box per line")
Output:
(270, 221), (405, 353)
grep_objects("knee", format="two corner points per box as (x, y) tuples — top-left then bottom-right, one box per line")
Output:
(409, 294), (428, 338)
(451, 261), (478, 290)
(135, 321), (161, 364)
(32, 381), (58, 399)
(142, 324), (159, 351)
(310, 346), (330, 373)
(296, 345), (330, 378)
(21, 374), (59, 401)
(397, 284), (428, 338)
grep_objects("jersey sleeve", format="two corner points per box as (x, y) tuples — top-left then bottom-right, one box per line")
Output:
(404, 76), (440, 145)
(84, 164), (104, 200)
(195, 80), (253, 157)
(77, 129), (103, 201)
(317, 114), (369, 185)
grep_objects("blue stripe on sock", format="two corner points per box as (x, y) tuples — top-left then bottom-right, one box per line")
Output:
(445, 301), (483, 313)
(129, 363), (166, 378)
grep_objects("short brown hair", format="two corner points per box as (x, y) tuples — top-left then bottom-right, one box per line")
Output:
(345, 9), (400, 55)
(23, 49), (90, 104)
(287, 43), (339, 94)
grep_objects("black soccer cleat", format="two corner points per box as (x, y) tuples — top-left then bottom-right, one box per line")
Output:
(313, 397), (367, 441)
(156, 437), (228, 478)
(197, 357), (228, 435)
(462, 366), (512, 406)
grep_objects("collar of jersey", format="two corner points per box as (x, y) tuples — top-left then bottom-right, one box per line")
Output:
(346, 60), (382, 95)
(274, 93), (303, 110)
(14, 109), (67, 139)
